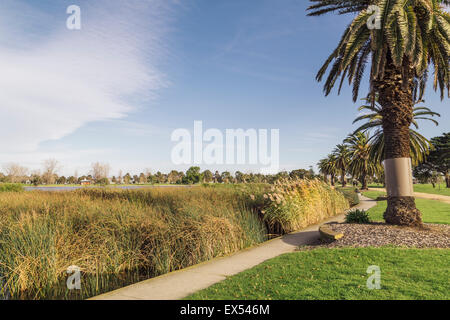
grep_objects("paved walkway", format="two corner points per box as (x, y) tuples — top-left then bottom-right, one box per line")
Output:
(368, 188), (450, 204)
(91, 195), (376, 300)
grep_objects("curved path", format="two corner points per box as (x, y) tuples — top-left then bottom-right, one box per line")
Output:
(368, 188), (450, 204)
(91, 195), (376, 300)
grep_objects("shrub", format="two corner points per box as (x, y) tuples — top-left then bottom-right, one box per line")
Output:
(261, 179), (349, 234)
(0, 183), (23, 193)
(345, 209), (371, 224)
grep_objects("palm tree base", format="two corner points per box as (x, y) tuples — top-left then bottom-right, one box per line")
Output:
(384, 196), (422, 227)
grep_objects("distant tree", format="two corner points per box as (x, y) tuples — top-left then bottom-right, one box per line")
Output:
(201, 170), (213, 183)
(139, 173), (146, 184)
(42, 159), (59, 185)
(67, 176), (77, 184)
(289, 169), (308, 180)
(414, 132), (450, 188)
(168, 170), (182, 184)
(275, 171), (289, 181)
(154, 171), (167, 184)
(183, 167), (201, 184)
(332, 144), (351, 187)
(213, 171), (222, 183)
(30, 174), (42, 186)
(123, 173), (131, 184)
(91, 162), (110, 182)
(345, 132), (381, 190)
(221, 171), (232, 184)
(3, 163), (28, 183)
(96, 177), (110, 185)
(57, 176), (67, 185)
(308, 166), (315, 178)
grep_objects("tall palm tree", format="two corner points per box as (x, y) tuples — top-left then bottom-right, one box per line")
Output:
(353, 97), (440, 165)
(345, 132), (382, 189)
(307, 0), (450, 226)
(332, 144), (351, 187)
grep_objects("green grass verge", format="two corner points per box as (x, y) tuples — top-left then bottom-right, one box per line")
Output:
(368, 183), (450, 197)
(362, 191), (450, 224)
(413, 184), (450, 197)
(187, 247), (450, 300)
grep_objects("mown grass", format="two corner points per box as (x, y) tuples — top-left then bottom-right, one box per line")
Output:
(369, 183), (450, 197)
(413, 184), (450, 197)
(362, 190), (450, 224)
(0, 179), (348, 300)
(187, 247), (450, 300)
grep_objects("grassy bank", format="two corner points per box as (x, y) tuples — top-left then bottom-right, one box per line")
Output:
(0, 183), (24, 192)
(362, 190), (450, 224)
(187, 247), (450, 300)
(0, 179), (348, 300)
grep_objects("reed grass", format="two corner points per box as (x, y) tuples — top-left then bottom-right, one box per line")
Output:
(260, 179), (349, 234)
(0, 180), (348, 300)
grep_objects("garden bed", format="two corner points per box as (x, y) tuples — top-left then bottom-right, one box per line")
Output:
(319, 222), (450, 248)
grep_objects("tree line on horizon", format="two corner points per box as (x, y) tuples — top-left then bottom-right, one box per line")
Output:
(0, 161), (319, 186)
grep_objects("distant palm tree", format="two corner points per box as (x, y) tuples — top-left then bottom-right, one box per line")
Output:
(353, 97), (440, 166)
(332, 144), (351, 187)
(307, 0), (450, 226)
(345, 132), (382, 190)
(318, 154), (338, 185)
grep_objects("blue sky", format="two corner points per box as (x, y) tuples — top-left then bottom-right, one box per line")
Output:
(0, 0), (448, 176)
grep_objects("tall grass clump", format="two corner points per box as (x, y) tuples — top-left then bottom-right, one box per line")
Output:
(0, 183), (23, 193)
(260, 179), (349, 234)
(0, 187), (266, 300)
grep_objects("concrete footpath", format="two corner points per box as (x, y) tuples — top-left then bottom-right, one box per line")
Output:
(368, 187), (450, 204)
(91, 196), (376, 300)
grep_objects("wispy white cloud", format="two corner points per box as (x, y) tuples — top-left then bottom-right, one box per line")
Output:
(0, 0), (174, 154)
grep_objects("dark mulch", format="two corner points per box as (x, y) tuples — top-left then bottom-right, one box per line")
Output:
(303, 222), (450, 249)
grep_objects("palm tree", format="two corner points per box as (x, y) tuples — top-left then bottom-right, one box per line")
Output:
(332, 144), (351, 187)
(318, 154), (339, 185)
(345, 132), (382, 189)
(353, 97), (440, 166)
(307, 0), (450, 226)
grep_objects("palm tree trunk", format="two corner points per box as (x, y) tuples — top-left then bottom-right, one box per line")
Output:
(375, 56), (422, 226)
(341, 169), (346, 187)
(446, 171), (450, 188)
(361, 175), (368, 190)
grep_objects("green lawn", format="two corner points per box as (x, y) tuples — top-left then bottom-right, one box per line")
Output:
(368, 183), (450, 197)
(362, 191), (450, 224)
(413, 184), (450, 197)
(187, 247), (450, 300)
